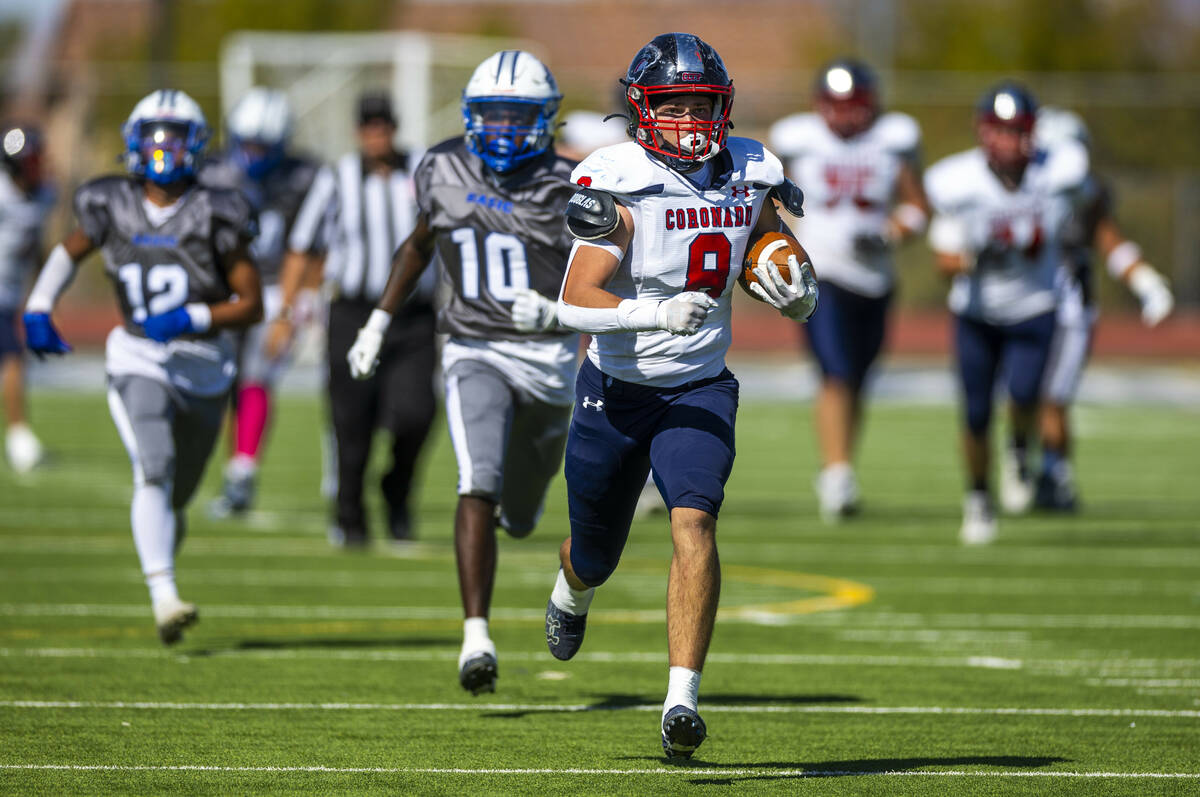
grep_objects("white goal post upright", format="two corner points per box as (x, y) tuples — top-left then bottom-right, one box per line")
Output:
(219, 31), (548, 157)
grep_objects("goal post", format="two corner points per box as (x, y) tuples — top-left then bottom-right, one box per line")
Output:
(218, 31), (548, 157)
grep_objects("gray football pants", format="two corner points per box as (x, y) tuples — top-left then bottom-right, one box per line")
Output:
(443, 359), (571, 536)
(106, 374), (226, 509)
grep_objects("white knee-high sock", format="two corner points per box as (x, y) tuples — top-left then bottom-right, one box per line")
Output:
(131, 483), (178, 605)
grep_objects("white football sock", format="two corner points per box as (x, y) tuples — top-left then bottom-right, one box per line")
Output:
(459, 616), (495, 669)
(550, 568), (594, 616)
(131, 483), (178, 603)
(663, 666), (702, 719)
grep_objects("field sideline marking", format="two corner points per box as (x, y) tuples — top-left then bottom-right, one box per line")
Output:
(1, 700), (1196, 718)
(3, 603), (1198, 630)
(0, 763), (1198, 779)
(5, 647), (1199, 676)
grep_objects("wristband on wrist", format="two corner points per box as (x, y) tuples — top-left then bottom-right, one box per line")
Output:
(615, 298), (663, 331)
(1107, 241), (1143, 281)
(184, 303), (212, 333)
(365, 308), (392, 334)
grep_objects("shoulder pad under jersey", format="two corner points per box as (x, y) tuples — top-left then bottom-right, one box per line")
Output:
(770, 178), (805, 218)
(873, 112), (922, 154)
(565, 187), (619, 241)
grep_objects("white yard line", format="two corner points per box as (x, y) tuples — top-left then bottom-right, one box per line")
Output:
(0, 763), (1198, 779)
(1, 700), (1196, 718)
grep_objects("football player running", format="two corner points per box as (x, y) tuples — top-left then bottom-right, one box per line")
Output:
(769, 60), (930, 521)
(201, 88), (319, 517)
(543, 33), (817, 759)
(0, 123), (55, 473)
(345, 52), (580, 696)
(1031, 107), (1174, 510)
(925, 83), (1088, 544)
(23, 90), (262, 643)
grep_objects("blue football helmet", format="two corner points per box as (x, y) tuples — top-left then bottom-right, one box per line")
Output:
(227, 87), (292, 180)
(462, 51), (561, 174)
(122, 89), (210, 185)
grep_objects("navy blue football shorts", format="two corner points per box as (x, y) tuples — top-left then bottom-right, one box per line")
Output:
(955, 311), (1057, 435)
(802, 280), (892, 390)
(564, 358), (739, 587)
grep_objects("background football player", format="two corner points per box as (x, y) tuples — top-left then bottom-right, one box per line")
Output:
(1032, 106), (1174, 510)
(22, 89), (262, 643)
(200, 88), (319, 517)
(0, 123), (55, 473)
(769, 60), (930, 521)
(545, 33), (817, 759)
(345, 51), (579, 696)
(925, 83), (1088, 544)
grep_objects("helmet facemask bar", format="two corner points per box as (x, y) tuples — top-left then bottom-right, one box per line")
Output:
(627, 83), (732, 166)
(124, 119), (208, 185)
(463, 97), (559, 174)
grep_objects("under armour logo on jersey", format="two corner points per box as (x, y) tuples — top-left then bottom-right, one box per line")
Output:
(729, 185), (752, 199)
(582, 396), (604, 411)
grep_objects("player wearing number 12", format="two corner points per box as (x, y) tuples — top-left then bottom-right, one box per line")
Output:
(544, 33), (817, 759)
(345, 51), (579, 696)
(22, 89), (262, 644)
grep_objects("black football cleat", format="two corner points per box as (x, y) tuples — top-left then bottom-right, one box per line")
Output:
(458, 651), (498, 695)
(662, 705), (707, 759)
(545, 599), (587, 661)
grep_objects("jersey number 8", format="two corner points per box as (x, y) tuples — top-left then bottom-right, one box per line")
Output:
(118, 263), (189, 323)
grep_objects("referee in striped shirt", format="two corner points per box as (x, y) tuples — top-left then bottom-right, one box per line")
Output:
(274, 92), (436, 547)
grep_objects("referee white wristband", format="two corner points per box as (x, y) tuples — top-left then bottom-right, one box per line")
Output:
(364, 308), (392, 334)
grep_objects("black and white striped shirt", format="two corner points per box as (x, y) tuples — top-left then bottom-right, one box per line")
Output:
(288, 151), (431, 304)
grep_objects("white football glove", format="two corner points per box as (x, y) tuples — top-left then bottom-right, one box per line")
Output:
(749, 254), (819, 321)
(656, 291), (718, 336)
(347, 308), (391, 380)
(510, 288), (557, 332)
(1128, 264), (1174, 327)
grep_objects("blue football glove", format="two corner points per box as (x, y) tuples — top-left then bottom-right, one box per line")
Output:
(142, 306), (195, 343)
(22, 312), (72, 358)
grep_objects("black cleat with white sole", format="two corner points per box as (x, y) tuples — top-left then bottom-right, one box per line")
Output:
(662, 704), (707, 759)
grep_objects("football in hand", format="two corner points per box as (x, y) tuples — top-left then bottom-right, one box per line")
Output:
(738, 231), (811, 301)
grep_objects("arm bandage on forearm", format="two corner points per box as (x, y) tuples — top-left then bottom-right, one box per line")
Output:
(25, 244), (79, 313)
(1107, 241), (1143, 281)
(556, 297), (663, 335)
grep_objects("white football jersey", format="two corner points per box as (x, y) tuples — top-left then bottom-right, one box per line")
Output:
(925, 141), (1089, 325)
(569, 139), (784, 387)
(769, 112), (919, 297)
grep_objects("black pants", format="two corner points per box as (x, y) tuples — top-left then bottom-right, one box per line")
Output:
(326, 298), (437, 542)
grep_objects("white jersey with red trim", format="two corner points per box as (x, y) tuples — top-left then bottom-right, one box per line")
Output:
(569, 139), (783, 387)
(769, 112), (920, 297)
(925, 140), (1089, 325)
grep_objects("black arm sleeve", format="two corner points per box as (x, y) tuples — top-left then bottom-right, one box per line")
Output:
(770, 178), (805, 218)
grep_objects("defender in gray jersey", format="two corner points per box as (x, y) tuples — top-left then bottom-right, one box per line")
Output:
(23, 90), (262, 645)
(199, 88), (320, 516)
(346, 51), (579, 695)
(0, 123), (54, 473)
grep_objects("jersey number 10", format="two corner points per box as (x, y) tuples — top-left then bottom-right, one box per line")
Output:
(449, 228), (528, 302)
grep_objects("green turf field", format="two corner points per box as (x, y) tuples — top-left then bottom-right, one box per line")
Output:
(1, 390), (1198, 795)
